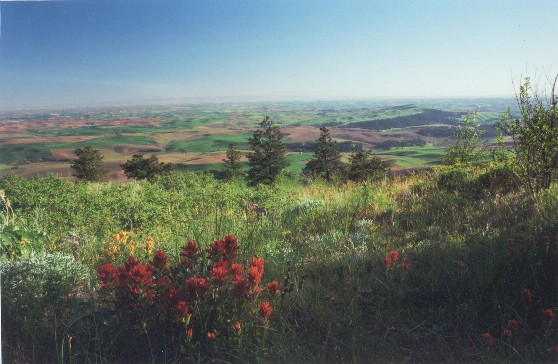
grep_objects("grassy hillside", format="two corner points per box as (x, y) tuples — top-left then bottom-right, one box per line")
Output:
(2, 165), (558, 362)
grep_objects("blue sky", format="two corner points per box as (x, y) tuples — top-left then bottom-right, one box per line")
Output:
(0, 0), (557, 110)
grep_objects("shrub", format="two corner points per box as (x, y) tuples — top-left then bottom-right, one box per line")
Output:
(1, 252), (91, 362)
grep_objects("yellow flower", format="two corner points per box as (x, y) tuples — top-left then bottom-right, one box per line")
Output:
(145, 237), (154, 252)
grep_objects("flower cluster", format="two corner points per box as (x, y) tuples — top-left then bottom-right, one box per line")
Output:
(106, 231), (154, 261)
(97, 234), (280, 346)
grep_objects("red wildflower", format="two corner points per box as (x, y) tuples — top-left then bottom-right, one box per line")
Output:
(482, 331), (494, 345)
(210, 266), (229, 284)
(233, 321), (241, 331)
(124, 256), (140, 270)
(176, 300), (189, 318)
(389, 250), (399, 262)
(149, 250), (170, 271)
(185, 277), (209, 298)
(186, 329), (193, 340)
(383, 257), (392, 265)
(231, 263), (243, 276)
(267, 281), (280, 295)
(250, 256), (265, 272)
(233, 276), (248, 294)
(247, 266), (263, 286)
(207, 332), (217, 340)
(259, 301), (273, 322)
(180, 240), (200, 266)
(207, 235), (239, 262)
(508, 319), (520, 330)
(544, 308), (555, 322)
(97, 263), (116, 287)
(521, 288), (533, 303)
(502, 329), (512, 339)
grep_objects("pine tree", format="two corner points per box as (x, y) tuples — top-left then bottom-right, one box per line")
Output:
(247, 116), (289, 185)
(222, 144), (244, 181)
(347, 151), (389, 182)
(302, 126), (343, 181)
(121, 154), (174, 180)
(70, 145), (109, 182)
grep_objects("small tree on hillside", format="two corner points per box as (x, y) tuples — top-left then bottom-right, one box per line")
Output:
(497, 75), (558, 191)
(121, 154), (174, 180)
(302, 127), (344, 181)
(347, 151), (389, 182)
(222, 144), (244, 181)
(247, 116), (289, 185)
(442, 110), (485, 166)
(70, 145), (109, 182)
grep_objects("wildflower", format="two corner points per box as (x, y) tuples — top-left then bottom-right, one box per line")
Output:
(185, 277), (209, 298)
(250, 257), (265, 272)
(247, 266), (263, 286)
(231, 263), (243, 276)
(267, 281), (280, 295)
(544, 308), (555, 323)
(482, 331), (494, 345)
(97, 264), (116, 287)
(210, 266), (229, 284)
(176, 300), (189, 318)
(389, 250), (399, 262)
(508, 319), (520, 330)
(207, 331), (217, 340)
(149, 250), (170, 271)
(186, 329), (193, 340)
(145, 237), (154, 252)
(502, 329), (512, 339)
(233, 321), (241, 331)
(108, 244), (118, 258)
(521, 288), (533, 303)
(383, 257), (392, 265)
(259, 301), (273, 322)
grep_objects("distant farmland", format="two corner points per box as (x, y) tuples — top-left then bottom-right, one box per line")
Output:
(0, 99), (516, 181)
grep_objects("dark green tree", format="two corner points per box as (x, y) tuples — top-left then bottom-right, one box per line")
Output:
(121, 154), (174, 180)
(347, 151), (389, 182)
(497, 76), (558, 191)
(442, 110), (485, 166)
(247, 116), (289, 185)
(70, 145), (109, 182)
(302, 127), (344, 181)
(221, 144), (244, 181)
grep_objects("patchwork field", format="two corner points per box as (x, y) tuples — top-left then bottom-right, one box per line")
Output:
(0, 99), (517, 180)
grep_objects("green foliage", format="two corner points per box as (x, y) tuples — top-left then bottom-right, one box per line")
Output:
(69, 145), (109, 182)
(442, 110), (485, 166)
(247, 115), (289, 185)
(497, 76), (558, 191)
(347, 151), (390, 182)
(121, 153), (174, 180)
(221, 143), (244, 181)
(302, 127), (344, 181)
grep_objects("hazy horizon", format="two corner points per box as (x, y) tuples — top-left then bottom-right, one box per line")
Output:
(1, 0), (557, 111)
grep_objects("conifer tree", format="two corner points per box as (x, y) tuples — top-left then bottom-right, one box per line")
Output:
(347, 151), (389, 182)
(247, 116), (289, 185)
(302, 126), (343, 181)
(70, 145), (109, 182)
(121, 154), (174, 180)
(222, 144), (244, 181)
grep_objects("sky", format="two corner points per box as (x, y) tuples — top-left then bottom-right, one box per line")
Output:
(0, 0), (557, 111)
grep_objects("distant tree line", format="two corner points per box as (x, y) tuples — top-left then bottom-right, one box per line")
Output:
(339, 109), (467, 131)
(374, 138), (427, 150)
(287, 141), (363, 153)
